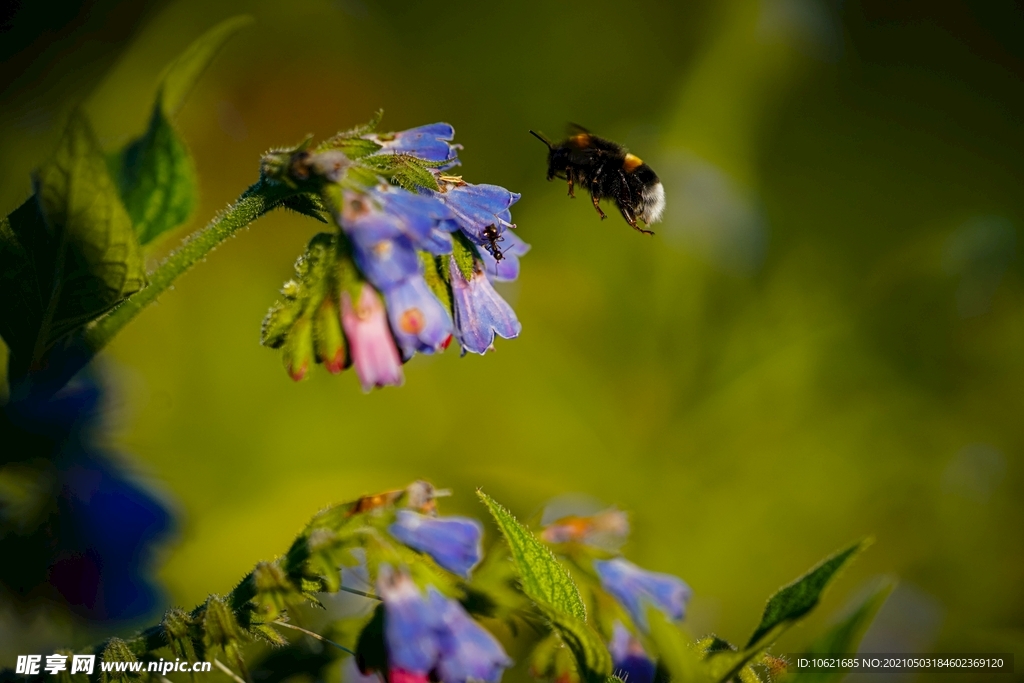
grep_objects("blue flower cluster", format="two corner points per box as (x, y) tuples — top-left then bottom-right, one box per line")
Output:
(278, 122), (529, 391)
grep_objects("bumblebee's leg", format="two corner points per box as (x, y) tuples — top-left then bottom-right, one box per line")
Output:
(567, 173), (575, 198)
(617, 171), (653, 234)
(589, 168), (608, 219)
(619, 203), (653, 234)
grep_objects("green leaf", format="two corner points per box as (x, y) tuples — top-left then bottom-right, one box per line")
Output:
(746, 539), (870, 650)
(114, 105), (197, 244)
(477, 491), (611, 683)
(111, 16), (251, 245)
(158, 15), (254, 117)
(788, 581), (894, 683)
(0, 111), (146, 371)
(477, 490), (586, 621)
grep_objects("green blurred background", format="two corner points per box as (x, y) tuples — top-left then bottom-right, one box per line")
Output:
(2, 0), (1023, 672)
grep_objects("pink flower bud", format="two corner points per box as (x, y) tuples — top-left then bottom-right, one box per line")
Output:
(341, 285), (404, 392)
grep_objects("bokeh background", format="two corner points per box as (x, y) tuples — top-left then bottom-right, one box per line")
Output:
(2, 0), (1023, 678)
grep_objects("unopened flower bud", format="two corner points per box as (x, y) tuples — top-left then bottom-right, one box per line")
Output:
(282, 315), (313, 381)
(314, 295), (346, 373)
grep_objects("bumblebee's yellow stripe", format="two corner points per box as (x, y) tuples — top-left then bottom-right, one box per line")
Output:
(623, 153), (644, 172)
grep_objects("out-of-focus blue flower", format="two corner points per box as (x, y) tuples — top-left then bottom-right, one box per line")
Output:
(0, 370), (173, 622)
(449, 257), (521, 355)
(478, 229), (531, 282)
(428, 588), (512, 683)
(594, 557), (691, 630)
(388, 510), (482, 578)
(609, 622), (656, 683)
(431, 181), (520, 244)
(371, 123), (461, 170)
(383, 278), (453, 359)
(378, 567), (439, 674)
(376, 567), (512, 683)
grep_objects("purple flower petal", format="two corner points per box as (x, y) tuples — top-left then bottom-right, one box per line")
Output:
(378, 567), (439, 674)
(383, 278), (453, 359)
(350, 233), (422, 293)
(593, 557), (691, 631)
(427, 588), (512, 683)
(449, 257), (521, 355)
(389, 511), (482, 578)
(372, 123), (461, 169)
(371, 185), (455, 252)
(432, 182), (521, 243)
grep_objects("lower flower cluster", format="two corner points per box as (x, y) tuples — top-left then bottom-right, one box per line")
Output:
(536, 506), (692, 683)
(22, 481), (871, 683)
(261, 118), (529, 392)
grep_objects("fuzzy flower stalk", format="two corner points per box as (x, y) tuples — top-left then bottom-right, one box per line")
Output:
(260, 114), (527, 391)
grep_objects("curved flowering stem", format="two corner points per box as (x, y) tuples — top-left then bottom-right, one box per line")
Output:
(82, 179), (300, 353)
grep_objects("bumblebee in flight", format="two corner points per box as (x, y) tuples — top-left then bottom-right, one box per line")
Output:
(531, 125), (664, 234)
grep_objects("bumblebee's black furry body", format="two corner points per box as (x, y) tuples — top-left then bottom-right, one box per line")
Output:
(531, 127), (665, 234)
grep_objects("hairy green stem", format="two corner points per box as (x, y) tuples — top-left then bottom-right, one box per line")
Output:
(82, 179), (297, 354)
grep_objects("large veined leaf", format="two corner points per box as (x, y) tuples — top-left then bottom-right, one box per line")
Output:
(0, 111), (146, 373)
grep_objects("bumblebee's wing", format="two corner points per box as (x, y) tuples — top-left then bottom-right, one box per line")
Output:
(567, 122), (591, 136)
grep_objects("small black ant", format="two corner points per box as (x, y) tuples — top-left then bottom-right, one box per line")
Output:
(482, 224), (505, 262)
